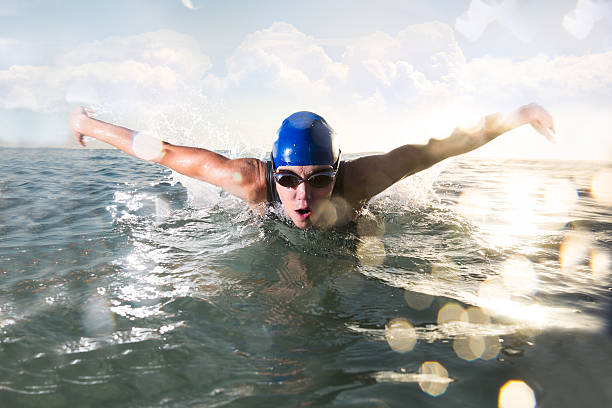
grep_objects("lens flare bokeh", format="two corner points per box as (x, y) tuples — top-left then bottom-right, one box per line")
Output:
(418, 361), (451, 397)
(385, 318), (417, 353)
(498, 380), (537, 408)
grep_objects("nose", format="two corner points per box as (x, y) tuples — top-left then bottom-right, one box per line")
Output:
(294, 180), (311, 200)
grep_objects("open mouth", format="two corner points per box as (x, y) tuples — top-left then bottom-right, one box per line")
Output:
(295, 207), (311, 218)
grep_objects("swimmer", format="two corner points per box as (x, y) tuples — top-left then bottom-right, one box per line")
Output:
(70, 104), (555, 229)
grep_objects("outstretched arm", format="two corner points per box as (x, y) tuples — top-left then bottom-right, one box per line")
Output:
(70, 107), (267, 204)
(344, 103), (555, 204)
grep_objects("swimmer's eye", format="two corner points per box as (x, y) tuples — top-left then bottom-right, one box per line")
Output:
(274, 171), (335, 189)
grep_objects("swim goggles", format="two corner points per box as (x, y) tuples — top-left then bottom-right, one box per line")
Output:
(274, 170), (336, 189)
(270, 150), (341, 189)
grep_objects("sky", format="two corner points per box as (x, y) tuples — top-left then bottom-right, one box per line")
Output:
(1, 0), (611, 160)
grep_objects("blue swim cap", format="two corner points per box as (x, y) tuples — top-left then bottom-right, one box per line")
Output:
(272, 111), (340, 168)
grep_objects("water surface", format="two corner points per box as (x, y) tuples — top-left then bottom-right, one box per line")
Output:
(1, 148), (611, 407)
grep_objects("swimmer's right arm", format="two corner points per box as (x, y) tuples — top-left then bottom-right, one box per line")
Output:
(70, 107), (267, 203)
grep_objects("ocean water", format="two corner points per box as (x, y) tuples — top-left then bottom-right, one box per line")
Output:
(1, 147), (611, 407)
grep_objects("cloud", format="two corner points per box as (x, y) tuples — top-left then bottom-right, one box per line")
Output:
(196, 21), (469, 151)
(58, 30), (211, 78)
(456, 0), (534, 42)
(341, 22), (465, 105)
(0, 30), (212, 113)
(455, 0), (498, 41)
(215, 22), (347, 100)
(457, 52), (612, 106)
(206, 21), (466, 112)
(1, 22), (611, 158)
(563, 0), (612, 39)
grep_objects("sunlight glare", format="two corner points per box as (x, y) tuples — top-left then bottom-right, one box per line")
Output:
(590, 248), (611, 280)
(542, 179), (578, 225)
(591, 168), (612, 206)
(560, 230), (592, 274)
(478, 277), (511, 305)
(498, 380), (537, 408)
(457, 189), (492, 223)
(478, 277), (547, 326)
(494, 175), (539, 246)
(501, 256), (538, 296)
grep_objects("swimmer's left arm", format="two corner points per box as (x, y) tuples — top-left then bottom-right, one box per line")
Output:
(343, 103), (555, 203)
(421, 103), (555, 162)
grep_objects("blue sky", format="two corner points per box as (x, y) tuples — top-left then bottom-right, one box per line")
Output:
(1, 0), (611, 160)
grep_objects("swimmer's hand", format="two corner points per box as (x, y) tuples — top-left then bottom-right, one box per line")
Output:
(70, 106), (94, 147)
(515, 103), (556, 143)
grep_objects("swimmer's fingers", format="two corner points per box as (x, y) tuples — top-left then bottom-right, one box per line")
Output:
(532, 121), (556, 143)
(517, 103), (556, 143)
(75, 132), (87, 147)
(70, 106), (91, 147)
(533, 109), (556, 143)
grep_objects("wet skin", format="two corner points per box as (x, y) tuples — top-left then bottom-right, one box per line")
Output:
(274, 165), (336, 229)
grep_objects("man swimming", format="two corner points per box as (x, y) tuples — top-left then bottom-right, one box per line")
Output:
(70, 104), (555, 229)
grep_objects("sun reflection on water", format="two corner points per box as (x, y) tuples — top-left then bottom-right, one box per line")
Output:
(590, 248), (611, 279)
(456, 174), (579, 250)
(560, 230), (592, 274)
(501, 256), (538, 296)
(372, 362), (453, 398)
(591, 168), (612, 206)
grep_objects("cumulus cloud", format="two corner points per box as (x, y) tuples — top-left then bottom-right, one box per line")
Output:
(457, 51), (612, 108)
(59, 30), (211, 78)
(342, 22), (465, 104)
(0, 30), (211, 113)
(563, 0), (612, 39)
(213, 22), (347, 100)
(1, 22), (611, 158)
(456, 0), (534, 42)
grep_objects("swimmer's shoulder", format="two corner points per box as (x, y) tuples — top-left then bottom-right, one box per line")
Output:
(335, 158), (372, 211)
(233, 157), (268, 206)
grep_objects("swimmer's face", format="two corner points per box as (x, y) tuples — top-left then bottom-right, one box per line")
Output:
(275, 165), (336, 229)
